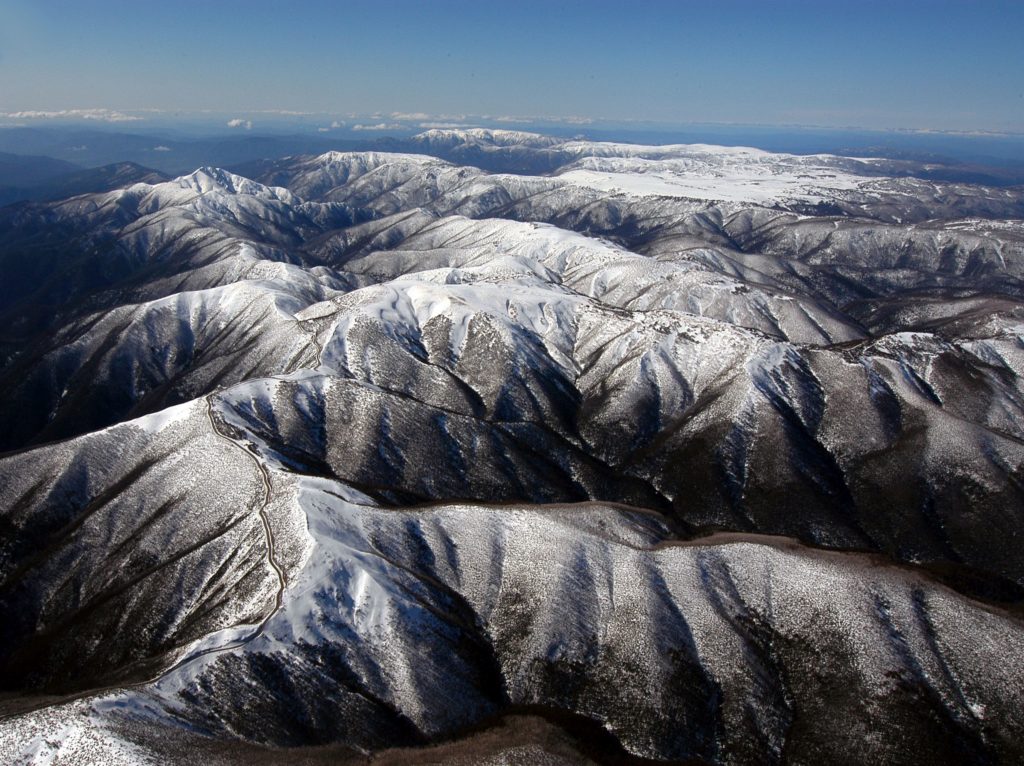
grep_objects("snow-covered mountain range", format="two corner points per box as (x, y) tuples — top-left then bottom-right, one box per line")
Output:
(1, 129), (1023, 764)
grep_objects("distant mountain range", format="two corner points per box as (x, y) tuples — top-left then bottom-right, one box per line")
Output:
(1, 129), (1023, 764)
(1, 122), (1023, 203)
(0, 158), (169, 207)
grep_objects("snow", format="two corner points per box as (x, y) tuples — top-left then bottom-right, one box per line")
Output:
(559, 163), (865, 205)
(0, 699), (156, 766)
(413, 127), (561, 148)
(133, 400), (197, 434)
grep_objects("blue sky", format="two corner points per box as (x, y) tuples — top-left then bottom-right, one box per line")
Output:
(0, 0), (1022, 131)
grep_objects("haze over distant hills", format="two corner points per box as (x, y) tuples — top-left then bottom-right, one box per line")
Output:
(1, 116), (1023, 187)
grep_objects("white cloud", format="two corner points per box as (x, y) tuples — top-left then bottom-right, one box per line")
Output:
(318, 120), (345, 132)
(419, 122), (477, 129)
(490, 114), (594, 125)
(392, 111), (468, 123)
(351, 122), (404, 131)
(152, 145), (172, 152)
(896, 127), (1021, 138)
(227, 118), (253, 129)
(1, 108), (141, 122)
(558, 115), (595, 125)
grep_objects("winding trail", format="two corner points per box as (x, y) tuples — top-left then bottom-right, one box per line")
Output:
(153, 396), (288, 670)
(0, 395), (291, 721)
(308, 321), (325, 368)
(204, 394), (286, 608)
(109, 397), (287, 679)
(101, 397), (288, 681)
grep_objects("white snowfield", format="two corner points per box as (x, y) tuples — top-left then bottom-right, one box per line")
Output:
(558, 160), (867, 204)
(417, 127), (884, 203)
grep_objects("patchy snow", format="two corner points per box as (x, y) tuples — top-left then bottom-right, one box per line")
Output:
(0, 699), (156, 766)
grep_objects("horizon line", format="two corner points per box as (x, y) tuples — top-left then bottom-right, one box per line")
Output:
(0, 108), (1022, 139)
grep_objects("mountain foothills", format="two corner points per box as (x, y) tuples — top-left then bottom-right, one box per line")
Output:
(1, 129), (1023, 765)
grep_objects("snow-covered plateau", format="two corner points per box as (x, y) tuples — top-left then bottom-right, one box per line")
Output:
(1, 129), (1023, 764)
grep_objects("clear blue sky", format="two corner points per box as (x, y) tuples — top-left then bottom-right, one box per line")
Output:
(0, 0), (1022, 131)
